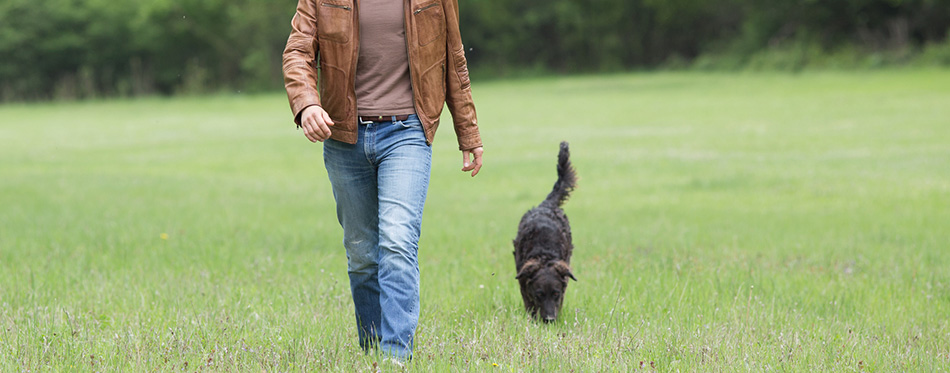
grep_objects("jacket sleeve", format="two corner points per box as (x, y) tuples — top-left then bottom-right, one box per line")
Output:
(282, 0), (322, 127)
(442, 0), (482, 151)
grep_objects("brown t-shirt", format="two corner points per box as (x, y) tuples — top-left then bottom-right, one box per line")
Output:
(355, 0), (415, 117)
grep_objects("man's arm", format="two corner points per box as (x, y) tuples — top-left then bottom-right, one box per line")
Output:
(442, 0), (480, 151)
(282, 0), (323, 128)
(442, 0), (483, 176)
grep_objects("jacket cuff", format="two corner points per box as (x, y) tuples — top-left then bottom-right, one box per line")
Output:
(291, 94), (321, 126)
(457, 130), (482, 151)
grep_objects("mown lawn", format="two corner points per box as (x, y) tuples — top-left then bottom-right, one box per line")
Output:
(1, 70), (949, 371)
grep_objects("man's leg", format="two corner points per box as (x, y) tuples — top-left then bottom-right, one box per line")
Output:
(374, 115), (432, 360)
(324, 130), (382, 351)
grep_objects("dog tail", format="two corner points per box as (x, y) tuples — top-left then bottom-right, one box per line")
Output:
(544, 141), (577, 207)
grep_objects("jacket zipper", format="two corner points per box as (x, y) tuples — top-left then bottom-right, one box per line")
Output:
(322, 3), (351, 10)
(352, 0), (359, 124)
(413, 3), (438, 14)
(404, 1), (418, 121)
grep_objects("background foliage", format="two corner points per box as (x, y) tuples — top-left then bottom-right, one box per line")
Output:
(1, 0), (949, 101)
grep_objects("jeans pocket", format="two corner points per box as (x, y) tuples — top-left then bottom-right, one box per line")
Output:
(398, 115), (421, 129)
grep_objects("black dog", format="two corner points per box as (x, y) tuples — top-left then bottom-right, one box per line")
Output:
(513, 141), (577, 322)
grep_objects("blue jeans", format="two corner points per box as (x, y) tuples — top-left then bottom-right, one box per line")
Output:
(323, 114), (431, 360)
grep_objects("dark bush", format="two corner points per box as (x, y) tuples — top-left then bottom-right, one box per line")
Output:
(1, 0), (948, 101)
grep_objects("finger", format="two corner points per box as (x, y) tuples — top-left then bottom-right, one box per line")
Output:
(461, 151), (473, 171)
(315, 111), (334, 139)
(301, 121), (318, 143)
(306, 114), (329, 141)
(308, 118), (325, 142)
(471, 151), (483, 177)
(314, 119), (331, 141)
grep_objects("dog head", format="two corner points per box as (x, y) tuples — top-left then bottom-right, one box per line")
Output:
(516, 259), (577, 322)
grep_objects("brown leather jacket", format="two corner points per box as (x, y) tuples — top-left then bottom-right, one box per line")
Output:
(282, 0), (481, 150)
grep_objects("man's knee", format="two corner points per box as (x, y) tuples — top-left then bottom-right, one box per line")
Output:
(345, 237), (378, 273)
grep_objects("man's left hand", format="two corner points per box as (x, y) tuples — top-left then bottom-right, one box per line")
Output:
(462, 147), (483, 177)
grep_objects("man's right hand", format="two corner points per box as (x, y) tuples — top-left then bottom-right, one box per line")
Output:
(300, 105), (335, 143)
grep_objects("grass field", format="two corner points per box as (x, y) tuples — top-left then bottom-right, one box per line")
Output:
(1, 70), (949, 371)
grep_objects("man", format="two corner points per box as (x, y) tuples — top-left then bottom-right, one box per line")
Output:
(282, 0), (483, 362)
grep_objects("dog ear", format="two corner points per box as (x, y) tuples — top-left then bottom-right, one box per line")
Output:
(553, 261), (577, 281)
(516, 259), (541, 280)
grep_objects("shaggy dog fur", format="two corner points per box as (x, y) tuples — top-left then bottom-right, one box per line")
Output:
(513, 141), (577, 322)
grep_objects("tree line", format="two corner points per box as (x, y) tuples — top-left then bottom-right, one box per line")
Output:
(1, 0), (948, 101)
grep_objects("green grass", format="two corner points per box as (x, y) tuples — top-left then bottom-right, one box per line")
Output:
(2, 70), (949, 371)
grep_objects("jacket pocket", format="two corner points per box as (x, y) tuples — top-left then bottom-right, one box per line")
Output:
(319, 63), (350, 121)
(398, 115), (422, 129)
(318, 1), (353, 44)
(417, 60), (446, 119)
(413, 1), (445, 46)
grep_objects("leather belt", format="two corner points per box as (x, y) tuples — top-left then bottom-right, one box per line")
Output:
(359, 115), (410, 123)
